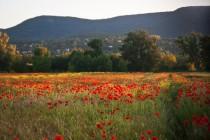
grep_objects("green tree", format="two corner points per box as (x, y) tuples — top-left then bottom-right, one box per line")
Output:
(176, 32), (202, 71)
(111, 55), (128, 72)
(68, 51), (93, 72)
(13, 55), (33, 72)
(92, 55), (112, 72)
(159, 52), (177, 71)
(174, 55), (189, 71)
(87, 39), (103, 56)
(0, 32), (17, 72)
(68, 51), (83, 71)
(121, 31), (161, 71)
(33, 57), (51, 72)
(33, 44), (51, 72)
(201, 36), (210, 71)
(51, 56), (69, 72)
(34, 44), (50, 57)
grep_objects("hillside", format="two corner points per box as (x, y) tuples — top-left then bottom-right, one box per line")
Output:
(3, 6), (210, 41)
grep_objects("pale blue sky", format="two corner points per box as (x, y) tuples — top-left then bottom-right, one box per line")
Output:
(0, 0), (210, 28)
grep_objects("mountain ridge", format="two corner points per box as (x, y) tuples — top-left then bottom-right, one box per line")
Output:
(3, 6), (210, 41)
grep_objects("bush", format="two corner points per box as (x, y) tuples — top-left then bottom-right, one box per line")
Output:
(33, 56), (52, 72)
(92, 55), (112, 72)
(111, 55), (128, 72)
(51, 56), (69, 72)
(159, 52), (177, 71)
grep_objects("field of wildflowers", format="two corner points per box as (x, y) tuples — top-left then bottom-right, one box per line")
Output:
(0, 73), (210, 140)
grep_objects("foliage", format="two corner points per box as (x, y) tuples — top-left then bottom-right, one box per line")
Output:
(201, 36), (210, 71)
(0, 32), (18, 72)
(1, 32), (210, 72)
(68, 50), (112, 72)
(159, 52), (177, 71)
(176, 32), (203, 71)
(51, 56), (69, 72)
(92, 55), (112, 72)
(68, 51), (93, 72)
(111, 55), (128, 72)
(121, 31), (161, 71)
(67, 39), (112, 72)
(33, 56), (51, 72)
(34, 44), (50, 57)
(13, 56), (33, 72)
(173, 55), (189, 71)
(32, 45), (51, 72)
(87, 39), (103, 57)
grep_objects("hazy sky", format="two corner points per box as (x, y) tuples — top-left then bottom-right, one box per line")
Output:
(0, 0), (210, 28)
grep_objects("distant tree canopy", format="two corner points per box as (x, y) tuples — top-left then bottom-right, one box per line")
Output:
(92, 55), (112, 72)
(34, 44), (50, 57)
(201, 36), (210, 71)
(1, 31), (210, 73)
(0, 32), (18, 72)
(33, 44), (51, 72)
(121, 31), (161, 71)
(68, 40), (113, 72)
(51, 56), (69, 72)
(68, 51), (91, 72)
(87, 39), (103, 56)
(159, 52), (177, 71)
(176, 32), (203, 71)
(111, 55), (128, 72)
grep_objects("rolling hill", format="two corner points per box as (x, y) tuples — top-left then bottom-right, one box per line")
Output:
(2, 6), (210, 41)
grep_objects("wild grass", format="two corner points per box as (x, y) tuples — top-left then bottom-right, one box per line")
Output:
(0, 73), (209, 140)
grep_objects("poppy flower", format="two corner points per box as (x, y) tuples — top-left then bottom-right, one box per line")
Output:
(139, 134), (146, 140)
(96, 122), (104, 129)
(54, 134), (64, 140)
(151, 136), (158, 140)
(100, 130), (106, 139)
(154, 112), (160, 118)
(146, 130), (152, 135)
(111, 135), (117, 140)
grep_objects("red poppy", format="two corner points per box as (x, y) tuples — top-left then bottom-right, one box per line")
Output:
(151, 136), (158, 140)
(101, 130), (106, 139)
(192, 115), (209, 127)
(146, 130), (152, 135)
(154, 112), (160, 118)
(107, 120), (113, 126)
(111, 135), (117, 140)
(54, 134), (64, 140)
(139, 134), (147, 140)
(96, 122), (104, 129)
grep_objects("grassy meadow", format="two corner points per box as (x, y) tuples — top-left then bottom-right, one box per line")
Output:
(0, 73), (210, 140)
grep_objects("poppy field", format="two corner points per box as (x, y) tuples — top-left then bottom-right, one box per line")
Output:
(0, 72), (210, 140)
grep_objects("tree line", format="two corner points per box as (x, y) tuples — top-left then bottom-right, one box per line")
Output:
(0, 31), (209, 72)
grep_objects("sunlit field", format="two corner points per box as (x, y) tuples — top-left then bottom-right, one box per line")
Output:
(0, 73), (210, 140)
